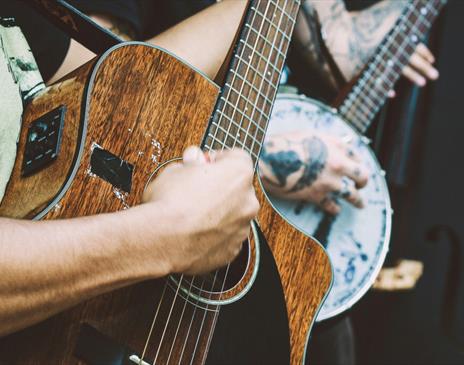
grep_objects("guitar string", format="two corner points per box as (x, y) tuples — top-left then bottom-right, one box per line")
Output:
(198, 2), (293, 364)
(247, 0), (295, 170)
(183, 0), (284, 363)
(340, 0), (436, 131)
(152, 275), (186, 363)
(340, 1), (416, 129)
(164, 275), (197, 364)
(144, 2), (264, 363)
(139, 2), (260, 357)
(340, 0), (417, 129)
(141, 0), (296, 362)
(340, 0), (415, 128)
(177, 273), (220, 364)
(182, 2), (269, 364)
(139, 280), (169, 363)
(346, 1), (435, 131)
(190, 1), (294, 364)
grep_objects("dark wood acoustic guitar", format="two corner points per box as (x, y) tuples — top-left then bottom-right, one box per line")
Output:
(0, 0), (332, 364)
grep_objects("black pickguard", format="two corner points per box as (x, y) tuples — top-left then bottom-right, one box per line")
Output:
(206, 225), (290, 365)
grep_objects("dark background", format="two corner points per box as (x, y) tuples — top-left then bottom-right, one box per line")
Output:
(346, 1), (464, 364)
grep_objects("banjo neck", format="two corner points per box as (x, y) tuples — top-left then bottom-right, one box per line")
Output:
(336, 0), (446, 134)
(203, 0), (300, 167)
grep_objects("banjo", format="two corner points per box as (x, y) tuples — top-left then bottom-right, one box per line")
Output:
(262, 0), (447, 321)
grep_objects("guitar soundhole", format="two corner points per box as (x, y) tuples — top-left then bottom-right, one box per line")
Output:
(169, 239), (249, 301)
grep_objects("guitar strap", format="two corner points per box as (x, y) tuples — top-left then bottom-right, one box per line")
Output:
(0, 1), (123, 203)
(22, 0), (123, 54)
(0, 19), (27, 202)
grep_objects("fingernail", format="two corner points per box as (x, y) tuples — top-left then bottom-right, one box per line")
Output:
(418, 78), (426, 87)
(430, 69), (439, 79)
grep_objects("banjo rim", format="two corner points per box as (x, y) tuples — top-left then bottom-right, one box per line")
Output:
(266, 92), (392, 322)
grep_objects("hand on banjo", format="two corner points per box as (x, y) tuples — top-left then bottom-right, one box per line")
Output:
(259, 130), (369, 215)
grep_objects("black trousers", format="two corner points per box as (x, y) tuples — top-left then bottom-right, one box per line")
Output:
(307, 316), (355, 365)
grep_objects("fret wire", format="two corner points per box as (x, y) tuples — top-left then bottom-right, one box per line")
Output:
(349, 106), (372, 131)
(210, 6), (258, 151)
(273, 1), (297, 27)
(253, 3), (295, 36)
(220, 96), (267, 133)
(234, 52), (286, 93)
(216, 110), (262, 142)
(206, 132), (227, 149)
(340, 1), (418, 128)
(210, 121), (260, 160)
(218, 94), (269, 132)
(231, 0), (283, 159)
(217, 118), (260, 158)
(227, 70), (277, 106)
(340, 0), (415, 113)
(249, 0), (293, 162)
(228, 0), (274, 152)
(238, 39), (282, 76)
(234, 0), (293, 153)
(212, 1), (265, 152)
(244, 23), (286, 59)
(210, 0), (298, 161)
(235, 0), (278, 154)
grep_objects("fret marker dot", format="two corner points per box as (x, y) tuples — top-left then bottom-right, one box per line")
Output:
(420, 7), (428, 15)
(387, 60), (394, 67)
(411, 34), (418, 43)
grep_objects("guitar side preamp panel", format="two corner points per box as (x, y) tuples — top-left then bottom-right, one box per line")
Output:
(22, 105), (66, 177)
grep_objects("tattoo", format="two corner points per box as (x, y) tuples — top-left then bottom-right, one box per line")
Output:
(317, 0), (407, 77)
(260, 146), (302, 187)
(350, 1), (406, 72)
(290, 137), (327, 192)
(261, 137), (328, 192)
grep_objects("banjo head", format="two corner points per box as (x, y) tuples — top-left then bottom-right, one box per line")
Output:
(260, 93), (392, 321)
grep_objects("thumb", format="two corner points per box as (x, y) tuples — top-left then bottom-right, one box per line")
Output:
(183, 146), (208, 165)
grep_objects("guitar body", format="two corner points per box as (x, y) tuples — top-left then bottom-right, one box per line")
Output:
(0, 42), (331, 364)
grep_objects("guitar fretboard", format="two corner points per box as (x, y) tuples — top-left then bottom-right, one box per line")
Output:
(203, 0), (300, 166)
(337, 0), (446, 134)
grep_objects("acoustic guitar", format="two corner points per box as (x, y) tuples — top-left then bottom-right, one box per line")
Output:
(0, 0), (332, 364)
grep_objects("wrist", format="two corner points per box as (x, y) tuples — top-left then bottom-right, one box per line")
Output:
(117, 202), (176, 279)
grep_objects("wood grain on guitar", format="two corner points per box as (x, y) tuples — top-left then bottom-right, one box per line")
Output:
(0, 1), (332, 364)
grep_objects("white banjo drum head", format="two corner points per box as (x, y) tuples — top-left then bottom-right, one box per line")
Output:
(260, 94), (391, 321)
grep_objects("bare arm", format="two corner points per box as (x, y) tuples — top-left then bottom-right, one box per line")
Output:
(0, 148), (258, 336)
(297, 0), (438, 87)
(0, 207), (168, 336)
(49, 0), (247, 83)
(313, 0), (406, 79)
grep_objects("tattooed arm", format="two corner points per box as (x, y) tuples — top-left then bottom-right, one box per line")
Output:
(259, 131), (369, 215)
(299, 0), (438, 87)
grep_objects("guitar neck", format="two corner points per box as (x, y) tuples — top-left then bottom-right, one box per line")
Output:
(337, 0), (446, 134)
(203, 0), (300, 166)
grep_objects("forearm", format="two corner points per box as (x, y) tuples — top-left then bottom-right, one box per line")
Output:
(0, 206), (169, 336)
(148, 0), (247, 79)
(49, 1), (247, 83)
(311, 0), (406, 80)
